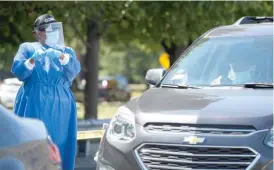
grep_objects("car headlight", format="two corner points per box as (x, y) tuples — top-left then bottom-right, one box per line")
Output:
(107, 106), (136, 142)
(264, 126), (273, 147)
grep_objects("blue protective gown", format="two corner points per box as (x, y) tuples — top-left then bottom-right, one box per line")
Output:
(11, 42), (81, 170)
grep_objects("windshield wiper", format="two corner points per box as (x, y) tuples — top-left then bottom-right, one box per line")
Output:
(243, 83), (273, 88)
(209, 83), (273, 88)
(161, 84), (200, 89)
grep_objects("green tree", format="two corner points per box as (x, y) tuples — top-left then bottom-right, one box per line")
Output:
(106, 1), (273, 64)
(0, 1), (273, 119)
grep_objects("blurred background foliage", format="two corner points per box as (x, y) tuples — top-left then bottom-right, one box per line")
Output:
(0, 1), (273, 118)
(1, 1), (273, 73)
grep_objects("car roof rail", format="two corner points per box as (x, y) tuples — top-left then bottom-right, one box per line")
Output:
(233, 16), (273, 25)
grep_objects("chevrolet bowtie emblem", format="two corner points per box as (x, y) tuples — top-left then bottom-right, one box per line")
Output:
(183, 136), (205, 145)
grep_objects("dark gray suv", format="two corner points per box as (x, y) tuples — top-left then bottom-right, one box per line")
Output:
(96, 17), (273, 170)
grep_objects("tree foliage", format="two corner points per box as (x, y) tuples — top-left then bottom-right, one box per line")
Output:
(1, 1), (273, 60)
(107, 1), (273, 45)
(1, 1), (272, 70)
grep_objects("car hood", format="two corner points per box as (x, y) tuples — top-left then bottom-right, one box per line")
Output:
(127, 87), (273, 130)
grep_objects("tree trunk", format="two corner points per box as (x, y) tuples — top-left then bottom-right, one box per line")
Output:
(84, 20), (99, 119)
(161, 40), (192, 66)
(169, 50), (177, 66)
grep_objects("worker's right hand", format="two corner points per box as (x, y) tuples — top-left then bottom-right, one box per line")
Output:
(30, 49), (45, 60)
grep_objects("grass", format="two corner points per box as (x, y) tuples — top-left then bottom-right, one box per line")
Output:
(76, 84), (146, 120)
(76, 102), (123, 120)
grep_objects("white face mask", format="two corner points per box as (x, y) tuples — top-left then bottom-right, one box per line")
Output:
(45, 31), (60, 47)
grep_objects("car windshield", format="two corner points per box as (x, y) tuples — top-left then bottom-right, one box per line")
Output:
(161, 35), (273, 87)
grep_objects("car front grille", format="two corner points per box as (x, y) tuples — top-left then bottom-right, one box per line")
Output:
(144, 123), (256, 135)
(135, 143), (259, 170)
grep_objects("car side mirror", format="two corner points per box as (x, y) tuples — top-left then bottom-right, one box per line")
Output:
(145, 68), (166, 86)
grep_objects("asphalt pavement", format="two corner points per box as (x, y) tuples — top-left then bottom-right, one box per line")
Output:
(75, 156), (96, 170)
(75, 119), (108, 170)
(75, 139), (99, 170)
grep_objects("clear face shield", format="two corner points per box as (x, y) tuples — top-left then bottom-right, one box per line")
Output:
(35, 22), (64, 47)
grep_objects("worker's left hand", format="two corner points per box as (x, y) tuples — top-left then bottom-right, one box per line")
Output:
(45, 48), (63, 59)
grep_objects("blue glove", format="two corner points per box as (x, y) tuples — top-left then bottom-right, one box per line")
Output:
(45, 48), (62, 59)
(30, 49), (44, 60)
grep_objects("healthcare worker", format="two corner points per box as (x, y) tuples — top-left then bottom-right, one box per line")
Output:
(11, 14), (81, 170)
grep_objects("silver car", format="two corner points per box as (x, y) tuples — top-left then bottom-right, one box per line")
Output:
(0, 105), (61, 170)
(96, 16), (273, 170)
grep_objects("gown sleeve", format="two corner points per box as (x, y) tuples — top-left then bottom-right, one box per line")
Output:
(62, 47), (81, 82)
(11, 43), (34, 81)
